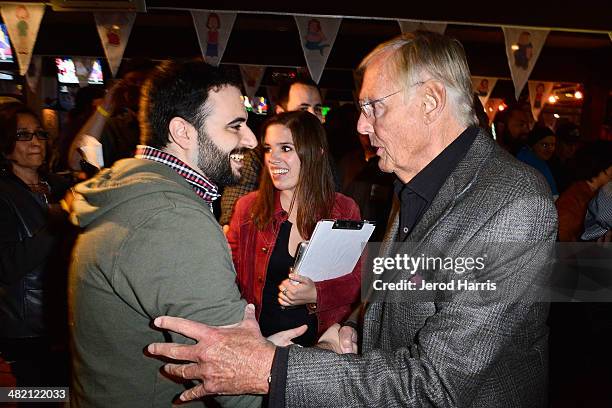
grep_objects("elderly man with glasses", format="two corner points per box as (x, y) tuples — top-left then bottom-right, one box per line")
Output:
(148, 31), (557, 408)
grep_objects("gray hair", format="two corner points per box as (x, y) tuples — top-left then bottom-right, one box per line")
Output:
(358, 31), (478, 128)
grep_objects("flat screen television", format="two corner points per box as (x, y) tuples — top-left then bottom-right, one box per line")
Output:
(0, 71), (14, 80)
(56, 58), (104, 85)
(0, 24), (14, 63)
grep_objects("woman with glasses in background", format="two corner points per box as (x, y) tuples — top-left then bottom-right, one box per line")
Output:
(0, 102), (71, 387)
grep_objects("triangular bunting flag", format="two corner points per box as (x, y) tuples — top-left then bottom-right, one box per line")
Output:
(502, 27), (549, 100)
(95, 12), (136, 77)
(528, 81), (555, 121)
(0, 3), (45, 75)
(74, 57), (94, 87)
(239, 65), (265, 102)
(471, 76), (498, 108)
(25, 55), (42, 91)
(398, 20), (447, 35)
(485, 98), (504, 125)
(192, 11), (236, 67)
(295, 16), (342, 84)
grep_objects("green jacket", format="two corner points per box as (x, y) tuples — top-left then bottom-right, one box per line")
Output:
(69, 158), (260, 408)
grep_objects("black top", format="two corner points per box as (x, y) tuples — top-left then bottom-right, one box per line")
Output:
(259, 221), (317, 347)
(0, 168), (72, 338)
(394, 126), (477, 241)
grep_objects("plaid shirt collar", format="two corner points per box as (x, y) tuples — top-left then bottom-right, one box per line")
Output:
(134, 145), (221, 207)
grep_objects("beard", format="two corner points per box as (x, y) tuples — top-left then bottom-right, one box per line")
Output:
(196, 128), (244, 188)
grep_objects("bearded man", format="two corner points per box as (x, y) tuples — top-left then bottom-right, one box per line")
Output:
(68, 61), (263, 408)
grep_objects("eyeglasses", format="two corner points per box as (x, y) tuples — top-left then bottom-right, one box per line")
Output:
(359, 90), (402, 118)
(16, 130), (49, 141)
(537, 142), (556, 150)
(359, 81), (426, 119)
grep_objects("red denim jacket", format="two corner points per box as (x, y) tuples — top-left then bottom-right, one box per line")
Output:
(227, 191), (362, 335)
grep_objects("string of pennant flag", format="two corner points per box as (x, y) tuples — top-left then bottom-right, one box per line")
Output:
(0, 3), (608, 120)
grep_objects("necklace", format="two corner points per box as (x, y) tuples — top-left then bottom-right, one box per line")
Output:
(27, 180), (51, 206)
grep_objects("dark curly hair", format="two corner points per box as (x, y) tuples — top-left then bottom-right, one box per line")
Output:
(138, 60), (241, 149)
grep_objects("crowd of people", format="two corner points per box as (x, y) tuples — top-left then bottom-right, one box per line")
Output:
(0, 30), (611, 407)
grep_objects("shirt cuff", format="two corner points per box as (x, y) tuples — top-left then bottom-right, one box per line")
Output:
(268, 346), (290, 408)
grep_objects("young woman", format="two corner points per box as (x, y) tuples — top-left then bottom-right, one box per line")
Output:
(227, 111), (361, 346)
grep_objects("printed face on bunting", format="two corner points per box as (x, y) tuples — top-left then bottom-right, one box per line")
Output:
(503, 27), (549, 100)
(94, 12), (136, 77)
(528, 81), (555, 121)
(1, 4), (45, 75)
(471, 76), (498, 107)
(295, 16), (342, 84)
(191, 11), (237, 67)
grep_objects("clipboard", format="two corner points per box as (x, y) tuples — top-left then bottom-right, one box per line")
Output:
(293, 219), (375, 282)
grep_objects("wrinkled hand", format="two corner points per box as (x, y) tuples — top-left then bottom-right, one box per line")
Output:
(278, 273), (317, 306)
(316, 324), (358, 354)
(267, 324), (308, 347)
(147, 304), (275, 401)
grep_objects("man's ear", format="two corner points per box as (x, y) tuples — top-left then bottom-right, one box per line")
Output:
(275, 105), (286, 115)
(422, 80), (446, 125)
(168, 117), (195, 150)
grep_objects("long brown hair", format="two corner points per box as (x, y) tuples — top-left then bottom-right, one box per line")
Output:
(252, 111), (334, 238)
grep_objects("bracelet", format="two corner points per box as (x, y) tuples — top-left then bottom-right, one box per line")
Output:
(97, 105), (111, 118)
(306, 303), (318, 314)
(341, 320), (358, 330)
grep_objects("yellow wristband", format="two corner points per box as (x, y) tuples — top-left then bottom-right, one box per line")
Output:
(97, 105), (111, 118)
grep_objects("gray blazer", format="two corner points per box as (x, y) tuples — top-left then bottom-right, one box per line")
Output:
(281, 130), (557, 407)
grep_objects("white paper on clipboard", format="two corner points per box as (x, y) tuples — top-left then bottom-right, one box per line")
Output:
(293, 219), (375, 282)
